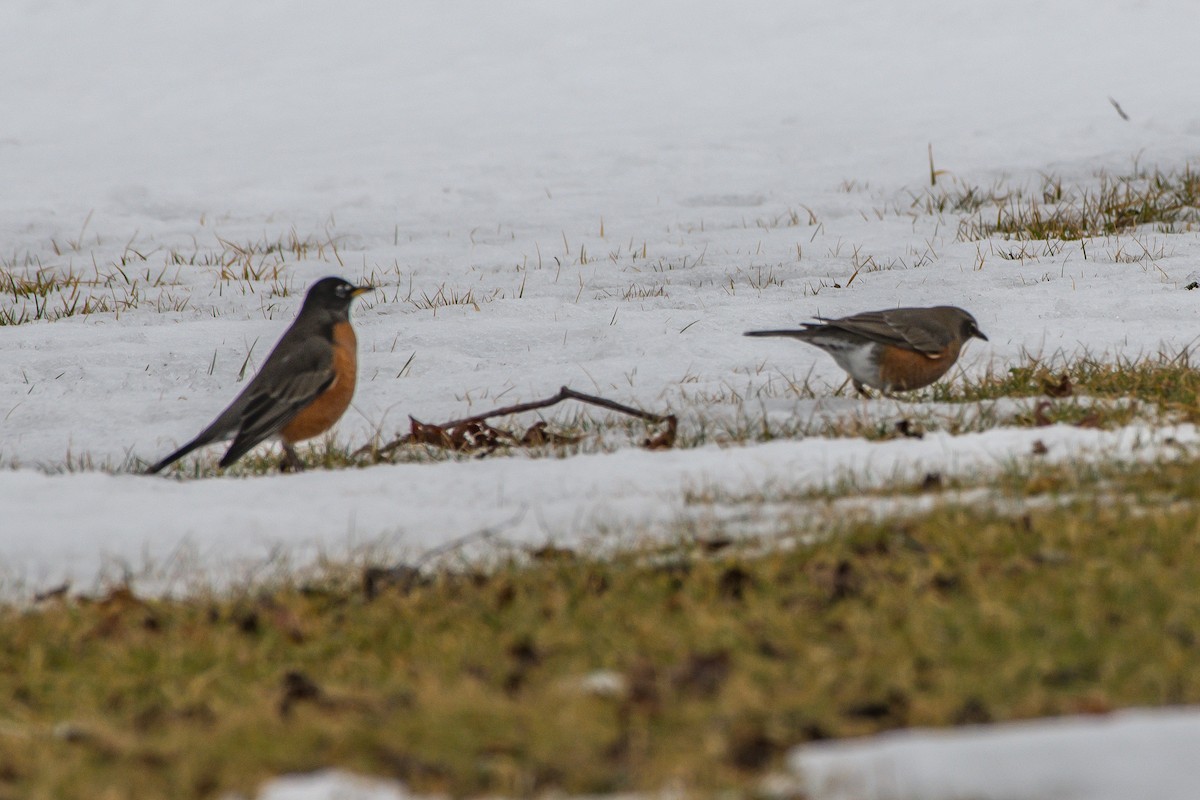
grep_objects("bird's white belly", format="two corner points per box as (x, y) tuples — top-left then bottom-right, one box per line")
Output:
(824, 343), (880, 388)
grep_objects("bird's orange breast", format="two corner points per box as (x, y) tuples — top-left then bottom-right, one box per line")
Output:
(876, 340), (962, 392)
(280, 321), (358, 444)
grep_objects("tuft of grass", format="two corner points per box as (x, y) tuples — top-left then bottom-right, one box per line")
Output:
(908, 175), (1011, 216)
(909, 162), (1200, 243)
(994, 167), (1198, 240)
(407, 283), (493, 313)
(3, 222), (368, 327)
(0, 268), (152, 326)
(970, 166), (1197, 241)
(146, 434), (388, 479)
(212, 230), (344, 282)
(0, 254), (216, 326)
(937, 349), (1200, 420)
(751, 205), (818, 230)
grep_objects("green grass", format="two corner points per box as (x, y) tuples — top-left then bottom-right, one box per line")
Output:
(0, 225), (352, 327)
(0, 269), (132, 326)
(913, 162), (1200, 242)
(8, 451), (1200, 799)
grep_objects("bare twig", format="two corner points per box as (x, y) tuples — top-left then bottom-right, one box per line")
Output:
(439, 386), (670, 428)
(358, 386), (676, 459)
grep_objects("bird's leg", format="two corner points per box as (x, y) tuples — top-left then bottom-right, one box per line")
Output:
(280, 443), (305, 473)
(853, 380), (873, 399)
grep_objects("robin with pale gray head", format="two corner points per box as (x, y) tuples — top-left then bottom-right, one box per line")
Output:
(745, 306), (987, 396)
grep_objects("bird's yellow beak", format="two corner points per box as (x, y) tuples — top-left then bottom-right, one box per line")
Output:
(351, 285), (375, 297)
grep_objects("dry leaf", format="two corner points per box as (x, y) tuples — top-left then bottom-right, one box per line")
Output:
(1043, 373), (1074, 398)
(642, 415), (678, 450)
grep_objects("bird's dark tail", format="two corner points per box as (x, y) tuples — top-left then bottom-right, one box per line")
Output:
(744, 328), (815, 339)
(143, 437), (210, 475)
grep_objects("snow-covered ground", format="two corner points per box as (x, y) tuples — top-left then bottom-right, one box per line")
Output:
(5, 0), (1200, 796)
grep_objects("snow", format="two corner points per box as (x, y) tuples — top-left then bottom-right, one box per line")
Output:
(243, 770), (417, 800)
(4, 422), (1193, 593)
(791, 706), (1200, 800)
(5, 0), (1200, 795)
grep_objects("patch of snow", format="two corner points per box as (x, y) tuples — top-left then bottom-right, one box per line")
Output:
(791, 706), (1200, 800)
(1, 422), (1193, 595)
(242, 770), (419, 800)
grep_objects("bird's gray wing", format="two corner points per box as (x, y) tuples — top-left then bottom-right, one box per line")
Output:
(216, 334), (336, 466)
(827, 309), (951, 355)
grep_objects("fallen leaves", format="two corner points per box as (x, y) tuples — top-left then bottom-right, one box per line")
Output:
(1042, 373), (1074, 398)
(404, 417), (583, 454)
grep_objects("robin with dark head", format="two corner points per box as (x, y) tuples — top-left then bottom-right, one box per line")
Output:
(144, 276), (374, 474)
(746, 305), (987, 396)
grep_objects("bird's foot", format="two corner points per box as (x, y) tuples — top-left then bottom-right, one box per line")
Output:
(280, 444), (305, 473)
